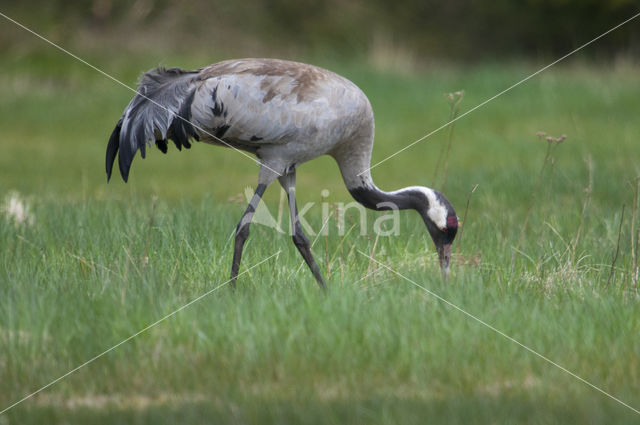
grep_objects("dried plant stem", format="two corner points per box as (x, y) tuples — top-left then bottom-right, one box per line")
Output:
(121, 259), (128, 305)
(512, 141), (553, 270)
(170, 236), (185, 283)
(606, 205), (625, 289)
(121, 244), (131, 304)
(339, 246), (344, 285)
(324, 229), (330, 278)
(337, 206), (344, 285)
(631, 177), (639, 289)
(631, 179), (637, 265)
(571, 156), (593, 263)
(440, 108), (461, 190)
(433, 91), (463, 188)
(123, 246), (141, 277)
(142, 196), (158, 272)
(366, 224), (382, 278)
(456, 184), (478, 250)
(432, 130), (448, 185)
(544, 157), (557, 219)
(634, 227), (639, 291)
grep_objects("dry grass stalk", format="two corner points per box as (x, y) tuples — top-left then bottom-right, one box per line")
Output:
(366, 222), (382, 279)
(142, 196), (158, 272)
(456, 183), (478, 251)
(606, 205), (625, 289)
(441, 91), (464, 190)
(335, 204), (345, 285)
(634, 226), (639, 291)
(170, 236), (185, 284)
(511, 132), (566, 271)
(631, 177), (639, 289)
(571, 156), (593, 263)
(433, 90), (464, 188)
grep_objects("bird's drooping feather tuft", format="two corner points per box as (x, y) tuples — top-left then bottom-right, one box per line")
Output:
(105, 118), (122, 181)
(106, 67), (200, 182)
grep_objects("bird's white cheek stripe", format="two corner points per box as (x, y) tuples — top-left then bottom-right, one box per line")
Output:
(420, 188), (448, 230)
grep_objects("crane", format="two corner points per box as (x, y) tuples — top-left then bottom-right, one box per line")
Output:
(106, 58), (458, 289)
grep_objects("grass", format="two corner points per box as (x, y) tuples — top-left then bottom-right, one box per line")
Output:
(1, 46), (640, 424)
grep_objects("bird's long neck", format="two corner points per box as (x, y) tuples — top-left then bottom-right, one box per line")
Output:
(339, 164), (425, 213)
(348, 179), (421, 211)
(333, 132), (432, 213)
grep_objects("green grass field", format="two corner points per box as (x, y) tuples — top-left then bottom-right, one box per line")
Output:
(1, 48), (640, 424)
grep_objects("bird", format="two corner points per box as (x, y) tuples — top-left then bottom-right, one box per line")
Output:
(106, 58), (458, 289)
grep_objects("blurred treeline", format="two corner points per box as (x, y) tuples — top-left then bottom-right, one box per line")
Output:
(2, 0), (639, 62)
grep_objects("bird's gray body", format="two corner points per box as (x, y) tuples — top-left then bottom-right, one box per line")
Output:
(110, 58), (374, 189)
(107, 58), (458, 288)
(194, 59), (372, 172)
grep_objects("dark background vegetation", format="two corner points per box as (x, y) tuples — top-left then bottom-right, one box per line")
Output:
(2, 0), (639, 62)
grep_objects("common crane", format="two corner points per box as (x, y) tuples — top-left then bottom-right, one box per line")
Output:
(106, 58), (458, 289)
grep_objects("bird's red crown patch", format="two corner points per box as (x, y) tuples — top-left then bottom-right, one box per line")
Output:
(447, 215), (458, 229)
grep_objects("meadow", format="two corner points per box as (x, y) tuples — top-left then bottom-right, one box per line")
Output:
(1, 47), (639, 424)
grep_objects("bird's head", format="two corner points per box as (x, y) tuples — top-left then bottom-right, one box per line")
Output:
(415, 188), (458, 277)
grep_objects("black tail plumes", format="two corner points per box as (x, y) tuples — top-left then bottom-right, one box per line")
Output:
(106, 67), (200, 182)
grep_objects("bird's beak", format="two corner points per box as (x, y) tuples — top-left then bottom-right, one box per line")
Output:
(437, 243), (452, 279)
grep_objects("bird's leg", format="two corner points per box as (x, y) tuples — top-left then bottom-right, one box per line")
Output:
(291, 202), (328, 290)
(279, 171), (328, 290)
(230, 183), (267, 287)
